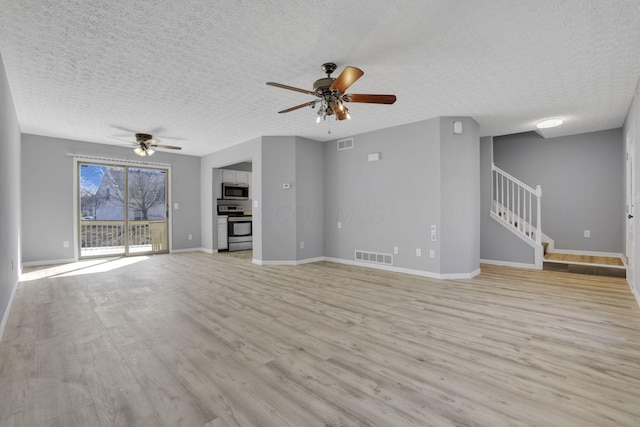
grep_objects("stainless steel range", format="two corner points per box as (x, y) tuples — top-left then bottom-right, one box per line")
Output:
(218, 205), (252, 252)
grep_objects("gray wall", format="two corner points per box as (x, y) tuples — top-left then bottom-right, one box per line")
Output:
(323, 117), (479, 275)
(324, 119), (441, 272)
(261, 136), (297, 261)
(21, 135), (201, 263)
(222, 162), (252, 172)
(0, 51), (21, 333)
(439, 117), (480, 274)
(258, 136), (325, 262)
(479, 136), (535, 264)
(295, 137), (324, 260)
(493, 129), (624, 253)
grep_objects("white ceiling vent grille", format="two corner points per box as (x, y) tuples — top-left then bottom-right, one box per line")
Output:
(337, 138), (354, 151)
(354, 250), (393, 266)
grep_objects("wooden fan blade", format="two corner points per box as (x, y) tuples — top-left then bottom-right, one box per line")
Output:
(278, 102), (314, 114)
(266, 82), (316, 96)
(343, 94), (397, 104)
(156, 144), (182, 150)
(329, 66), (364, 93)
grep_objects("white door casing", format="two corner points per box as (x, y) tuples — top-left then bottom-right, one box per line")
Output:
(626, 123), (635, 290)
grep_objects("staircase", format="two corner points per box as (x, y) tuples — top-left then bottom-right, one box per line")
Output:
(490, 164), (625, 277)
(490, 164), (544, 269)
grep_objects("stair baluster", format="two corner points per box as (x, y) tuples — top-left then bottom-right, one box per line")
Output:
(491, 164), (544, 268)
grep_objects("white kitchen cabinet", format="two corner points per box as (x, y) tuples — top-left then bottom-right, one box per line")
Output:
(235, 171), (249, 184)
(221, 169), (250, 184)
(247, 172), (252, 199)
(222, 169), (236, 183)
(217, 216), (228, 250)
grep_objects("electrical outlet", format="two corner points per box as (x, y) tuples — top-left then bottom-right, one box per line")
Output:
(174, 203), (179, 209)
(431, 232), (437, 242)
(584, 230), (591, 238)
(338, 222), (342, 229)
(300, 241), (304, 249)
(63, 240), (69, 248)
(393, 246), (399, 254)
(188, 234), (193, 240)
(416, 248), (422, 257)
(429, 250), (435, 258)
(253, 200), (259, 208)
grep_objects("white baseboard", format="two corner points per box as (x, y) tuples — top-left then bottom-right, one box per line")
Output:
(0, 278), (19, 344)
(22, 258), (76, 268)
(324, 257), (480, 280)
(629, 283), (640, 308)
(172, 247), (212, 254)
(480, 259), (537, 269)
(547, 249), (623, 258)
(626, 275), (640, 307)
(253, 257), (324, 266)
(199, 248), (216, 254)
(440, 269), (482, 279)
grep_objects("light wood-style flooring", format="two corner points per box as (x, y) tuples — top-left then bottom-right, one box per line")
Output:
(1, 253), (640, 426)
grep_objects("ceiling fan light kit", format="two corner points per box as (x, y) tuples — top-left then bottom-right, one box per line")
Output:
(266, 63), (396, 125)
(108, 132), (183, 156)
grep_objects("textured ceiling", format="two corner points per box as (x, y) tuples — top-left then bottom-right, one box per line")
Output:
(1, 0), (640, 156)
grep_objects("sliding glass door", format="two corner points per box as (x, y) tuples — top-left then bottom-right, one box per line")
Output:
(79, 162), (168, 258)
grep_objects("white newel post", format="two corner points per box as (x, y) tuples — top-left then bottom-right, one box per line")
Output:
(535, 185), (542, 245)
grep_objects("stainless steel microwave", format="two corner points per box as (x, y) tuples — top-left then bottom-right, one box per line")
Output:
(221, 182), (249, 200)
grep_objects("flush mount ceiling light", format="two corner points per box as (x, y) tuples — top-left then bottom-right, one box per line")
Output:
(536, 118), (564, 129)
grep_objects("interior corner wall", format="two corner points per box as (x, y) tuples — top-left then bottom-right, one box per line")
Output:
(21, 135), (202, 263)
(295, 137), (324, 260)
(261, 136), (297, 261)
(0, 50), (21, 337)
(439, 117), (481, 275)
(493, 129), (624, 253)
(479, 136), (535, 265)
(323, 118), (442, 273)
(200, 137), (261, 258)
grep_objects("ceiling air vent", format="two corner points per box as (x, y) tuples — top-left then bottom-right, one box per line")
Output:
(337, 138), (354, 151)
(354, 250), (393, 266)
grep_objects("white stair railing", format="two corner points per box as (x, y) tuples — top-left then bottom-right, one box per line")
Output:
(491, 164), (542, 248)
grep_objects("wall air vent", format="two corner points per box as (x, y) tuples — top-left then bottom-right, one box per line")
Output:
(354, 250), (393, 266)
(337, 138), (354, 151)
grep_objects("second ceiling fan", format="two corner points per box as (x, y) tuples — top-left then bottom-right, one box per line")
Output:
(266, 63), (396, 123)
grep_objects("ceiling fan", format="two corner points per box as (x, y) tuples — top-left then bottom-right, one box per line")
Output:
(266, 63), (396, 123)
(109, 133), (182, 157)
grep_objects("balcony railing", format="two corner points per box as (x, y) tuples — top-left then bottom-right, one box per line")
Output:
(80, 220), (167, 256)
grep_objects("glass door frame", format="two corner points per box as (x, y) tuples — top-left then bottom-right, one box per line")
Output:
(74, 156), (171, 259)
